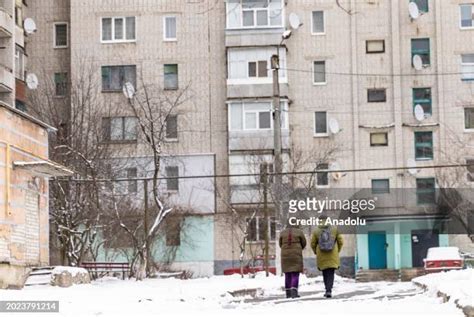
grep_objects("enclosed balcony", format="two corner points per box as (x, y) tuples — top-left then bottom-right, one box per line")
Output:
(0, 8), (13, 38)
(0, 65), (14, 93)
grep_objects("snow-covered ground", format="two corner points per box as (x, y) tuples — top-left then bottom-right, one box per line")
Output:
(413, 268), (474, 307)
(0, 273), (466, 317)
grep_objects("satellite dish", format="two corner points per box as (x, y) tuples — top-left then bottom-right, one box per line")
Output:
(412, 54), (423, 70)
(24, 18), (37, 34)
(26, 73), (38, 90)
(408, 2), (420, 20)
(328, 118), (340, 134)
(414, 104), (425, 121)
(288, 13), (301, 30)
(407, 158), (419, 176)
(122, 82), (135, 99)
(329, 162), (345, 181)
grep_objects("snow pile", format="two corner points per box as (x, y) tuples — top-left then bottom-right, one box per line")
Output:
(425, 247), (461, 260)
(413, 268), (474, 307)
(52, 266), (89, 277)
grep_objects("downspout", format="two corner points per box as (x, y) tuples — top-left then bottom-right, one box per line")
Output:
(5, 143), (11, 216)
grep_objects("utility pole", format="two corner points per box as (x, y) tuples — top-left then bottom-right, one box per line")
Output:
(262, 163), (269, 277)
(271, 53), (283, 276)
(143, 179), (150, 276)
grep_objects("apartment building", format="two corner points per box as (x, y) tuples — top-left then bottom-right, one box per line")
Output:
(26, 0), (473, 278)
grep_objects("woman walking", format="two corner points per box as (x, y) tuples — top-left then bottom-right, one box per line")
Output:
(279, 224), (307, 299)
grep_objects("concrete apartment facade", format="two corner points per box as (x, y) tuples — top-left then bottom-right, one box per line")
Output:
(26, 0), (473, 278)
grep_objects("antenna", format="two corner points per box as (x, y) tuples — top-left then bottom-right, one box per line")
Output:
(24, 18), (37, 34)
(122, 82), (135, 99)
(407, 158), (419, 176)
(328, 118), (340, 134)
(288, 13), (302, 30)
(412, 55), (423, 71)
(26, 73), (38, 90)
(408, 2), (420, 20)
(414, 104), (425, 121)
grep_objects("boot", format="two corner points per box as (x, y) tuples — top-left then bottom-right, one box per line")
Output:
(291, 288), (300, 299)
(285, 289), (291, 298)
(324, 291), (332, 298)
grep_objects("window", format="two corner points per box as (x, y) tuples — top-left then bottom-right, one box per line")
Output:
(54, 72), (67, 96)
(164, 64), (178, 90)
(102, 117), (138, 142)
(248, 60), (268, 78)
(467, 159), (474, 182)
(15, 46), (25, 80)
(410, 0), (428, 13)
(411, 38), (430, 67)
(413, 88), (432, 115)
(127, 168), (137, 194)
(316, 163), (329, 187)
(165, 217), (182, 246)
(259, 163), (274, 183)
(461, 54), (474, 81)
(416, 178), (436, 205)
(465, 108), (474, 130)
(54, 23), (68, 48)
(226, 0), (283, 29)
(314, 111), (328, 136)
(163, 16), (177, 41)
(15, 100), (26, 112)
(15, 4), (22, 27)
(246, 216), (276, 242)
(313, 61), (326, 84)
(414, 131), (433, 160)
(101, 65), (136, 91)
(166, 115), (178, 140)
(372, 179), (390, 194)
(460, 4), (473, 28)
(366, 40), (385, 54)
(311, 11), (325, 34)
(367, 89), (386, 103)
(101, 17), (136, 42)
(166, 166), (179, 191)
(370, 132), (388, 146)
(229, 102), (288, 131)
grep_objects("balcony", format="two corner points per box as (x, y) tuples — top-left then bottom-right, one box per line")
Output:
(0, 65), (14, 93)
(0, 8), (13, 37)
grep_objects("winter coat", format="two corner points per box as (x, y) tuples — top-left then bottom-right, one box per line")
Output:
(310, 225), (343, 271)
(279, 228), (307, 273)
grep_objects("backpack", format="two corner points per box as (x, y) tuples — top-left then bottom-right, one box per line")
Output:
(318, 227), (335, 252)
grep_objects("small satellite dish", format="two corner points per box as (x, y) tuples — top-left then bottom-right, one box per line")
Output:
(414, 104), (425, 121)
(407, 158), (419, 176)
(408, 2), (420, 20)
(282, 30), (292, 40)
(24, 18), (37, 34)
(26, 73), (38, 90)
(329, 162), (345, 181)
(288, 13), (302, 30)
(412, 54), (423, 71)
(328, 118), (340, 134)
(122, 82), (135, 99)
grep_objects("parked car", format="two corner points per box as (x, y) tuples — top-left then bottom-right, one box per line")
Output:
(223, 255), (276, 275)
(423, 247), (464, 272)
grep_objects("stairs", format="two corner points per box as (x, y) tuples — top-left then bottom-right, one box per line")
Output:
(356, 269), (400, 282)
(24, 266), (55, 287)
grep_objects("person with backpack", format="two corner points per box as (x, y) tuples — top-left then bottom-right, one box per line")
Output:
(279, 224), (307, 299)
(310, 220), (343, 298)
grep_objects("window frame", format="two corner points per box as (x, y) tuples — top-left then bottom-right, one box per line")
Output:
(54, 72), (68, 97)
(371, 179), (390, 194)
(410, 0), (429, 13)
(416, 177), (436, 205)
(245, 216), (277, 242)
(316, 163), (330, 188)
(102, 116), (138, 142)
(226, 0), (284, 29)
(163, 15), (177, 41)
(247, 60), (268, 78)
(314, 111), (328, 137)
(464, 107), (474, 131)
(101, 16), (136, 43)
(228, 101), (288, 131)
(366, 40), (385, 54)
(311, 10), (325, 35)
(53, 22), (69, 49)
(460, 4), (474, 29)
(367, 88), (387, 103)
(411, 38), (431, 67)
(101, 65), (137, 92)
(164, 64), (179, 90)
(166, 166), (180, 192)
(14, 46), (25, 81)
(370, 132), (388, 147)
(466, 158), (474, 182)
(313, 60), (327, 85)
(165, 115), (178, 141)
(413, 87), (432, 116)
(461, 54), (474, 81)
(414, 131), (434, 161)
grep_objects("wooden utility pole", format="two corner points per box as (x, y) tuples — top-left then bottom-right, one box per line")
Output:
(143, 179), (150, 276)
(262, 163), (269, 277)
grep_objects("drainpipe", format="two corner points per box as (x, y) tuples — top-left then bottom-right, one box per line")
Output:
(5, 143), (11, 216)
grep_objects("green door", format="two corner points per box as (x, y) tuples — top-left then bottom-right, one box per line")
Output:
(368, 231), (387, 269)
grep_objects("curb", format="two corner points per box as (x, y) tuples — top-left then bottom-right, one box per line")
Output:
(413, 281), (474, 317)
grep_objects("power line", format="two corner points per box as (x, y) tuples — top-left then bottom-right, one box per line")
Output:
(66, 163), (474, 183)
